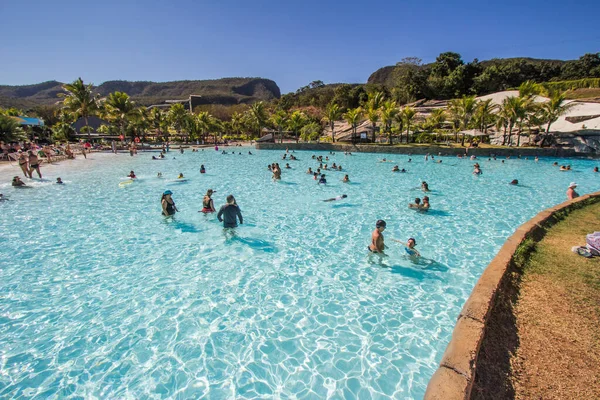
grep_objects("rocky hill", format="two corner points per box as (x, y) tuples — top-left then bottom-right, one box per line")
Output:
(0, 77), (281, 109)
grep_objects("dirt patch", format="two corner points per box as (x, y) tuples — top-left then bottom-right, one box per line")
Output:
(471, 201), (600, 399)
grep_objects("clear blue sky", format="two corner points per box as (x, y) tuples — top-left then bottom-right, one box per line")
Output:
(1, 0), (599, 94)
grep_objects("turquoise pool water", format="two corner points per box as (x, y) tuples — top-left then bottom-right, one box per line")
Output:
(1, 149), (598, 399)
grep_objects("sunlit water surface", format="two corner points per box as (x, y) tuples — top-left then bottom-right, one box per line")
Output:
(0, 148), (598, 399)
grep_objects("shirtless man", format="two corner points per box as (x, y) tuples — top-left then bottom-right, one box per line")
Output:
(567, 182), (578, 200)
(368, 220), (387, 254)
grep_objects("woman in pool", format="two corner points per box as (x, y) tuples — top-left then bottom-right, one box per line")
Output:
(18, 151), (30, 178)
(200, 189), (216, 213)
(392, 165), (400, 172)
(128, 171), (136, 179)
(343, 174), (349, 183)
(161, 190), (178, 216)
(307, 167), (313, 174)
(421, 181), (430, 192)
(421, 196), (430, 211)
(200, 165), (206, 174)
(28, 150), (42, 179)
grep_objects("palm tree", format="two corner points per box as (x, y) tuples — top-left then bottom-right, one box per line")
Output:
(249, 101), (268, 139)
(58, 77), (100, 139)
(448, 96), (478, 146)
(425, 108), (446, 142)
(168, 103), (189, 141)
(323, 103), (342, 142)
(130, 106), (150, 144)
(287, 111), (306, 143)
(344, 107), (363, 144)
(0, 114), (25, 142)
(150, 107), (166, 141)
(394, 109), (405, 143)
(195, 111), (211, 143)
(104, 91), (136, 139)
(473, 99), (497, 134)
(541, 92), (574, 147)
(230, 112), (244, 136)
(367, 91), (386, 110)
(401, 107), (417, 143)
(379, 100), (399, 145)
(518, 80), (541, 99)
(366, 106), (380, 143)
(501, 96), (527, 146)
(270, 110), (288, 143)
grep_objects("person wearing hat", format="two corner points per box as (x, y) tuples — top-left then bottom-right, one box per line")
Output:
(200, 189), (216, 213)
(368, 220), (387, 254)
(567, 182), (579, 200)
(161, 190), (178, 216)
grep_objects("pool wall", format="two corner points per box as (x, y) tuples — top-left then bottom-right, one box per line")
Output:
(423, 190), (600, 400)
(255, 143), (599, 158)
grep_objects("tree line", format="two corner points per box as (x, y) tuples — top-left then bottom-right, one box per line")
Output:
(0, 69), (583, 147)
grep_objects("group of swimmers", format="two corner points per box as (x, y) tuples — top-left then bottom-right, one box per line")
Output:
(161, 189), (243, 228)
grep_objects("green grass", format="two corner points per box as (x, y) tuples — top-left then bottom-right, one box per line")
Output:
(522, 201), (600, 301)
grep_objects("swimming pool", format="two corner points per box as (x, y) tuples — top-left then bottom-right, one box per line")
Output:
(1, 149), (598, 398)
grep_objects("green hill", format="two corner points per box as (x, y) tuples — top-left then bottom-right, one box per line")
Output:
(0, 77), (281, 109)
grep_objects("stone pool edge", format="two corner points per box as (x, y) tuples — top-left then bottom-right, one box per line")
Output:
(423, 191), (600, 400)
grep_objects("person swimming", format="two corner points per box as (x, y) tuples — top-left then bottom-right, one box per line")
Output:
(285, 163), (291, 169)
(318, 174), (327, 184)
(178, 173), (184, 179)
(200, 165), (206, 174)
(12, 176), (26, 187)
(157, 172), (163, 178)
(421, 182), (430, 192)
(323, 194), (347, 202)
(510, 179), (519, 185)
(307, 167), (313, 174)
(343, 174), (349, 183)
(56, 177), (63, 184)
(392, 165), (400, 172)
(128, 171), (136, 178)
(393, 237), (420, 256)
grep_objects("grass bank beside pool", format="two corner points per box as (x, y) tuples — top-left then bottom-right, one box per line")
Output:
(473, 201), (600, 399)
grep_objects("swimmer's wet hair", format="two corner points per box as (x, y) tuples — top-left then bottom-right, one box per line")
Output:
(376, 219), (386, 228)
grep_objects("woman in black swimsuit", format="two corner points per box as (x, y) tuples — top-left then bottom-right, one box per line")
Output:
(18, 151), (30, 178)
(200, 189), (216, 213)
(28, 150), (42, 179)
(161, 190), (178, 216)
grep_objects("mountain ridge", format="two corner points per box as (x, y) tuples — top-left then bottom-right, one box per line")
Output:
(0, 77), (281, 109)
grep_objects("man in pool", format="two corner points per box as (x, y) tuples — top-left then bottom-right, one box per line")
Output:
(217, 195), (243, 228)
(567, 182), (578, 200)
(56, 177), (64, 184)
(368, 220), (387, 254)
(323, 194), (347, 202)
